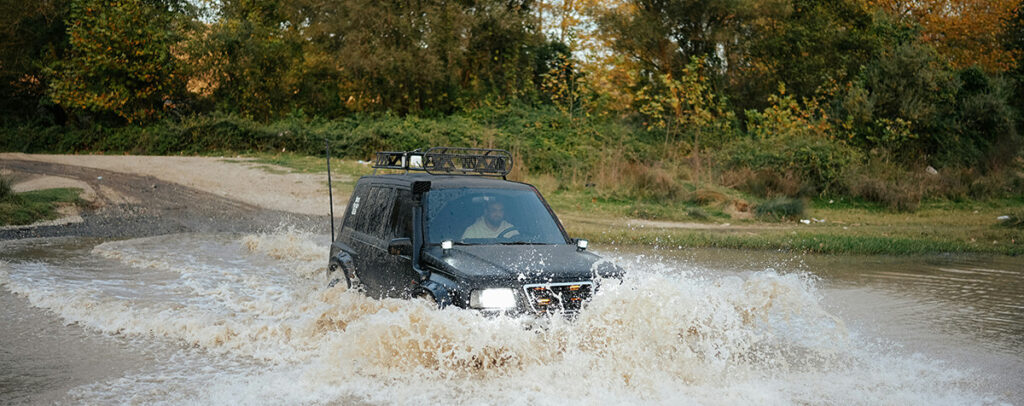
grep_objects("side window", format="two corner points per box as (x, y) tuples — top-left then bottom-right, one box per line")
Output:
(388, 189), (413, 239)
(343, 184), (369, 232)
(358, 186), (394, 239)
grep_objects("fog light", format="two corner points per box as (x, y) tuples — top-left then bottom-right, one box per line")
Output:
(408, 154), (423, 168)
(470, 288), (516, 309)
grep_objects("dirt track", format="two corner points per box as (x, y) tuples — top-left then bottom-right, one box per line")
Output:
(0, 153), (756, 240)
(0, 156), (330, 240)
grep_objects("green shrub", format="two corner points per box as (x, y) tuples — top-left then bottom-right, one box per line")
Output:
(720, 167), (811, 198)
(844, 159), (927, 212)
(0, 173), (13, 201)
(721, 133), (861, 196)
(0, 188), (82, 226)
(847, 174), (923, 212)
(686, 207), (709, 220)
(754, 197), (805, 221)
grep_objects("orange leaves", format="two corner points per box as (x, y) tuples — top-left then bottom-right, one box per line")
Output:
(634, 58), (733, 139)
(870, 0), (1020, 72)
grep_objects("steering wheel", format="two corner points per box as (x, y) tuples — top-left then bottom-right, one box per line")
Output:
(497, 227), (520, 240)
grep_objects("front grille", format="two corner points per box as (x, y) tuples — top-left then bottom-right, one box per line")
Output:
(522, 281), (593, 314)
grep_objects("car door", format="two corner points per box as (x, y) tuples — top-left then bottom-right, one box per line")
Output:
(377, 188), (416, 297)
(331, 182), (368, 286)
(349, 185), (394, 297)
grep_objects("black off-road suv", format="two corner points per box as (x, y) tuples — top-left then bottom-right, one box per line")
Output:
(327, 147), (622, 315)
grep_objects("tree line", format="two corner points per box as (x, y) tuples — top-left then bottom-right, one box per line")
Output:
(1, 0), (1022, 205)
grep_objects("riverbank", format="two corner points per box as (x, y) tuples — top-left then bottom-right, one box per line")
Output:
(2, 153), (1020, 255)
(0, 154), (321, 240)
(238, 152), (1024, 256)
(557, 198), (1024, 256)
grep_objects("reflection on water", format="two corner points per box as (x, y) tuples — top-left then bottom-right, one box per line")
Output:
(1, 232), (1021, 404)
(823, 256), (1024, 354)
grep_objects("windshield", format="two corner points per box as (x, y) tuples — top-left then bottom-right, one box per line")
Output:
(425, 187), (567, 245)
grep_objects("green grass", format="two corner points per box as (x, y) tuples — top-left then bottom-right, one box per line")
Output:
(224, 152), (374, 177)
(754, 197), (805, 221)
(219, 152), (1023, 256)
(543, 187), (732, 223)
(577, 228), (1022, 256)
(0, 188), (85, 226)
(561, 196), (1024, 256)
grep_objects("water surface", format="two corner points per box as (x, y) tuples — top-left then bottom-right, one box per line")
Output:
(2, 232), (1021, 404)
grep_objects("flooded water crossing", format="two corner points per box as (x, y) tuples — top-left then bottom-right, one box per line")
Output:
(2, 231), (1022, 404)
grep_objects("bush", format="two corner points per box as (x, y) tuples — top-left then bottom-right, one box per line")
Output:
(847, 173), (923, 212)
(593, 159), (685, 201)
(842, 159), (1024, 212)
(721, 133), (861, 196)
(0, 105), (645, 191)
(0, 173), (12, 201)
(946, 67), (1020, 170)
(844, 159), (928, 212)
(754, 197), (805, 221)
(720, 167), (810, 198)
(686, 207), (710, 220)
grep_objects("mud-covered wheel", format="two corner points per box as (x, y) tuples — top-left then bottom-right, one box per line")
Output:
(327, 263), (342, 288)
(343, 266), (361, 290)
(413, 289), (437, 308)
(327, 262), (360, 290)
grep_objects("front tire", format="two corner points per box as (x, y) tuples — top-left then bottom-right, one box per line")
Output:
(327, 262), (361, 290)
(343, 266), (361, 290)
(413, 289), (437, 308)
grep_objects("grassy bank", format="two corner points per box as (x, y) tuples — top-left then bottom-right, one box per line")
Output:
(555, 191), (1024, 255)
(0, 184), (85, 226)
(562, 208), (1024, 256)
(231, 152), (1024, 256)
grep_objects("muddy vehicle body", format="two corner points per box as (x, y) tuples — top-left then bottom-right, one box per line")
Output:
(327, 148), (622, 315)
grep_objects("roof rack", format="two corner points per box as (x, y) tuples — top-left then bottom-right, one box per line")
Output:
(373, 147), (513, 178)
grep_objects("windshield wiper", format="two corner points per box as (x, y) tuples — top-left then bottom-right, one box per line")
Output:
(498, 241), (544, 245)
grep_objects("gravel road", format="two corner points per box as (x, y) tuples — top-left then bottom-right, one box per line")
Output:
(1, 157), (331, 240)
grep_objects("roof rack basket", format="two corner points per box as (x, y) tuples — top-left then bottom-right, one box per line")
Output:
(373, 147), (513, 179)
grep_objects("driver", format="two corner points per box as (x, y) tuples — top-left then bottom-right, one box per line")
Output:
(462, 199), (519, 239)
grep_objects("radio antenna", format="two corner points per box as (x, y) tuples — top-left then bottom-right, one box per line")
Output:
(325, 138), (335, 242)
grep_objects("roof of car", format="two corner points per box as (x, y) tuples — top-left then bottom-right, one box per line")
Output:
(357, 173), (535, 190)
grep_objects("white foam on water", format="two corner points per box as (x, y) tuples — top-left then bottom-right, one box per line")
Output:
(0, 231), (1006, 405)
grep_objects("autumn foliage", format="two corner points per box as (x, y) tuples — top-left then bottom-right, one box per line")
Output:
(0, 0), (1022, 203)
(868, 0), (1020, 72)
(46, 0), (186, 123)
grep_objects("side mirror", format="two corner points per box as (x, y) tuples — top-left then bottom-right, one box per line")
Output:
(575, 239), (588, 251)
(388, 237), (413, 256)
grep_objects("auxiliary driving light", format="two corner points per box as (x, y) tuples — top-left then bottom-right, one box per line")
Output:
(408, 154), (424, 169)
(470, 288), (516, 309)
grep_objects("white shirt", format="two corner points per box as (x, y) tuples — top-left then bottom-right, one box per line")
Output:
(461, 217), (518, 239)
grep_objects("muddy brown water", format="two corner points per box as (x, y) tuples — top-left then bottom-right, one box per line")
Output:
(2, 232), (1022, 405)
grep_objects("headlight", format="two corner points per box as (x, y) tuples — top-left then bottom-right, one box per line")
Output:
(470, 288), (516, 309)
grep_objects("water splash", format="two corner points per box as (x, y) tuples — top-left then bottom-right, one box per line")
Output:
(0, 232), (1004, 405)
